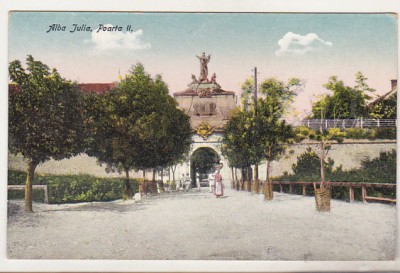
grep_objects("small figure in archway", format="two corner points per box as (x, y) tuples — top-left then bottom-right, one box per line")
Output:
(179, 174), (185, 190)
(184, 173), (191, 192)
(208, 171), (215, 193)
(214, 164), (224, 198)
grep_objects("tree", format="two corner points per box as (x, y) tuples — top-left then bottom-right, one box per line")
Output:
(291, 147), (334, 178)
(369, 92), (397, 119)
(9, 55), (86, 212)
(222, 108), (256, 186)
(85, 64), (191, 197)
(299, 126), (346, 211)
(256, 78), (301, 197)
(135, 86), (192, 188)
(311, 72), (375, 119)
(223, 77), (302, 195)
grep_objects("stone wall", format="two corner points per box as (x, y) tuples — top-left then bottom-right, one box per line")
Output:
(8, 140), (396, 183)
(266, 140), (396, 179)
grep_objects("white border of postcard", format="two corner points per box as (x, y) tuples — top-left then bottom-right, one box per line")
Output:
(1, 0), (399, 272)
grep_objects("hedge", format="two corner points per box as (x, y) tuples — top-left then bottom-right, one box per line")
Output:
(344, 127), (396, 140)
(274, 149), (396, 201)
(8, 188), (46, 203)
(8, 170), (139, 204)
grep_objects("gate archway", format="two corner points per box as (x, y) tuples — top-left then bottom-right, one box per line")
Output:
(190, 147), (220, 187)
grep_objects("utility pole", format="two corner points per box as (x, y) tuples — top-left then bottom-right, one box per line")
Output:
(253, 67), (258, 110)
(252, 67), (259, 190)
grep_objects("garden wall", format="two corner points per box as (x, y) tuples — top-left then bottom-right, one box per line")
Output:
(8, 139), (396, 181)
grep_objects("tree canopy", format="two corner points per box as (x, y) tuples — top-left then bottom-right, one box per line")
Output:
(9, 55), (86, 211)
(311, 72), (375, 119)
(222, 77), (302, 188)
(85, 63), (192, 196)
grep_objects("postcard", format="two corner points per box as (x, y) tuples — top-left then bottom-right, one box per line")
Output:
(1, 0), (400, 272)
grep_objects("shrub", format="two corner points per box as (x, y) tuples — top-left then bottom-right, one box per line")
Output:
(291, 147), (334, 178)
(8, 188), (45, 203)
(344, 127), (396, 140)
(274, 149), (396, 201)
(344, 128), (373, 139)
(8, 170), (139, 204)
(46, 175), (139, 204)
(374, 127), (396, 140)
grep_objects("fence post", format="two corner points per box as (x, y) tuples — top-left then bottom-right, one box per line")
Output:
(362, 185), (367, 203)
(289, 184), (293, 194)
(361, 117), (363, 129)
(349, 186), (354, 203)
(325, 119), (328, 129)
(279, 184), (283, 193)
(342, 119), (345, 129)
(302, 185), (306, 196)
(377, 119), (380, 127)
(307, 119), (310, 127)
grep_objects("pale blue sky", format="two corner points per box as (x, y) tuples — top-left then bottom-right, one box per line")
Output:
(8, 12), (397, 117)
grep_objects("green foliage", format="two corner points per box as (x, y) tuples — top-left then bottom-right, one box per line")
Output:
(291, 147), (334, 177)
(85, 63), (192, 181)
(9, 55), (87, 210)
(344, 128), (374, 139)
(373, 127), (397, 140)
(191, 148), (220, 174)
(9, 55), (86, 164)
(340, 128), (396, 140)
(240, 78), (253, 111)
(223, 77), (302, 181)
(369, 92), (397, 119)
(221, 108), (256, 169)
(8, 170), (138, 204)
(8, 169), (31, 185)
(276, 149), (396, 200)
(311, 72), (375, 119)
(8, 188), (45, 203)
(47, 176), (138, 204)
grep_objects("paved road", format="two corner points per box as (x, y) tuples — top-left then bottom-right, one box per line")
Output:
(7, 188), (396, 260)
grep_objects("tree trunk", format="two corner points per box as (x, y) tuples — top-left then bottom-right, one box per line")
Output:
(320, 142), (325, 188)
(124, 168), (132, 199)
(25, 160), (37, 212)
(152, 169), (156, 182)
(160, 169), (164, 192)
(234, 168), (238, 190)
(172, 165), (177, 189)
(230, 166), (234, 189)
(266, 159), (271, 183)
(247, 166), (251, 192)
(143, 169), (146, 179)
(254, 162), (259, 194)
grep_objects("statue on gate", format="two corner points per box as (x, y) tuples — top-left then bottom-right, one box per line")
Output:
(196, 52), (211, 82)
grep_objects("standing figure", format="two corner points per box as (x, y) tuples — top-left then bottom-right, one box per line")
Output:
(213, 164), (224, 198)
(196, 52), (211, 82)
(184, 173), (191, 192)
(208, 171), (215, 193)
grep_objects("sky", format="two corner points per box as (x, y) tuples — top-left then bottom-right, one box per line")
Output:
(8, 12), (398, 118)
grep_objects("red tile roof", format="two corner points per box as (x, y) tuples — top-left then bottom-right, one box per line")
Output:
(9, 83), (117, 94)
(77, 83), (116, 94)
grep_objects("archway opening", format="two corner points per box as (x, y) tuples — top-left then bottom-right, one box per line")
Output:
(190, 147), (220, 188)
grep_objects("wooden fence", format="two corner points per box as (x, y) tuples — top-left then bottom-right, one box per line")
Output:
(235, 180), (396, 203)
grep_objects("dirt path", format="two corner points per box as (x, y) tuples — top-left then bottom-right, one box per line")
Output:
(7, 188), (396, 260)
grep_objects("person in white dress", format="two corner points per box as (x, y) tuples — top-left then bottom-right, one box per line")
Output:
(208, 172), (215, 193)
(213, 164), (224, 198)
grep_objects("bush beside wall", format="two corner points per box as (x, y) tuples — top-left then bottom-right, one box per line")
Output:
(8, 170), (139, 204)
